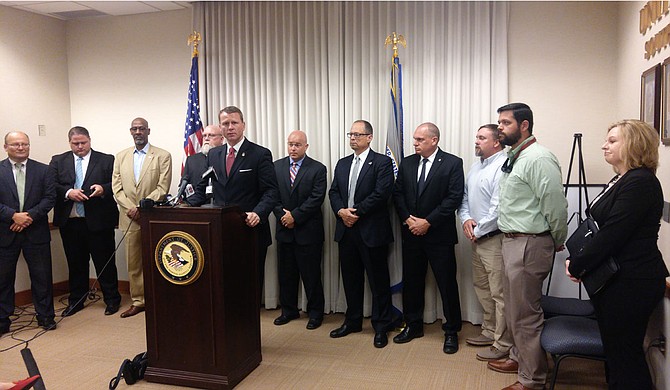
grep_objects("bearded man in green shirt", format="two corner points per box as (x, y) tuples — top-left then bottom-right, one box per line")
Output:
(486, 103), (568, 390)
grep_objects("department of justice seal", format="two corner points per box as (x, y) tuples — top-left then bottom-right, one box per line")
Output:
(155, 231), (204, 285)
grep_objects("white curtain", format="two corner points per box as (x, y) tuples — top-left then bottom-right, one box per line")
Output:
(194, 1), (509, 325)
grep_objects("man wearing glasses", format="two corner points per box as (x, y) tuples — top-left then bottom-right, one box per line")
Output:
(0, 132), (56, 334)
(328, 120), (395, 348)
(112, 118), (172, 318)
(182, 124), (225, 192)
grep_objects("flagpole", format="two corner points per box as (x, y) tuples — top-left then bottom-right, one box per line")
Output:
(182, 31), (204, 173)
(384, 32), (407, 328)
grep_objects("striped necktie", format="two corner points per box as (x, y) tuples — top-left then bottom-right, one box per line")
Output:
(290, 162), (299, 187)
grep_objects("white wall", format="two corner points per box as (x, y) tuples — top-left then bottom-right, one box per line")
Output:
(617, 2), (670, 388)
(509, 1), (620, 185)
(0, 6), (71, 288)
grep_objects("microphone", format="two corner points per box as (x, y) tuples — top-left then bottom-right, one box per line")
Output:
(201, 166), (218, 182)
(169, 176), (190, 205)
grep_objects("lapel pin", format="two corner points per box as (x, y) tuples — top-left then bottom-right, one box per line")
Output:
(241, 152), (246, 157)
(368, 161), (372, 165)
(438, 158), (442, 162)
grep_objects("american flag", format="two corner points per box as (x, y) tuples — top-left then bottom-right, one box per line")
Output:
(182, 55), (203, 171)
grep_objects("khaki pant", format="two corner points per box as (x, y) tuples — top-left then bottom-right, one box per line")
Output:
(125, 229), (144, 308)
(502, 235), (554, 390)
(472, 234), (512, 351)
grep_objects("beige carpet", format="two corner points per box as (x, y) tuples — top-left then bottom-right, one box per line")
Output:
(0, 295), (607, 389)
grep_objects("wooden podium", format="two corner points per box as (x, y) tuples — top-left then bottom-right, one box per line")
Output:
(139, 206), (261, 389)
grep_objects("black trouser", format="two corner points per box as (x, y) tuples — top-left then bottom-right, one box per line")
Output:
(402, 239), (462, 334)
(591, 276), (665, 390)
(0, 234), (54, 324)
(60, 219), (121, 308)
(338, 226), (392, 332)
(277, 241), (325, 319)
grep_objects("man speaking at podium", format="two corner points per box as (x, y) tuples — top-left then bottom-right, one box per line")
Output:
(188, 106), (278, 298)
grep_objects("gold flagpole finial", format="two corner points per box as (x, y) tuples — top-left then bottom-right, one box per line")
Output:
(384, 32), (407, 59)
(188, 31), (202, 57)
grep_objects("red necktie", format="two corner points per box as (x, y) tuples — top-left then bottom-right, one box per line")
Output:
(226, 147), (235, 176)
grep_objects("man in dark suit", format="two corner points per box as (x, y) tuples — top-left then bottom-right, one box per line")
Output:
(49, 126), (121, 317)
(182, 124), (225, 197)
(328, 120), (394, 348)
(392, 122), (465, 354)
(188, 106), (278, 295)
(0, 132), (56, 334)
(272, 130), (326, 330)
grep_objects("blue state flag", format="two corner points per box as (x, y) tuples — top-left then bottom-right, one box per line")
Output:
(386, 55), (404, 326)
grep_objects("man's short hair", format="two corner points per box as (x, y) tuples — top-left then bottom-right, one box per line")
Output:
(219, 106), (245, 123)
(68, 126), (90, 140)
(497, 103), (534, 134)
(479, 124), (499, 138)
(354, 120), (373, 135)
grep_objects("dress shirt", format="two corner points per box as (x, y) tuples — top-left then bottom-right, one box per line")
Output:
(226, 137), (246, 157)
(498, 137), (568, 246)
(458, 150), (506, 238)
(349, 147), (370, 185)
(9, 158), (25, 182)
(66, 151), (91, 218)
(133, 143), (150, 182)
(415, 148), (438, 182)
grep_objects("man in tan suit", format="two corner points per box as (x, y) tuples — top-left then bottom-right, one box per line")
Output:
(112, 117), (172, 318)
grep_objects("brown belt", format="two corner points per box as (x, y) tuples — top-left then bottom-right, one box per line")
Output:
(503, 231), (551, 238)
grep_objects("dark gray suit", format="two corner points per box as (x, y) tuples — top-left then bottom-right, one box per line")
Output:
(274, 155), (326, 320)
(0, 158), (56, 327)
(49, 150), (121, 310)
(393, 148), (464, 334)
(329, 149), (394, 332)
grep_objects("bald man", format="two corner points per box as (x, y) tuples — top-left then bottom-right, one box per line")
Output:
(182, 124), (225, 197)
(0, 132), (56, 333)
(272, 130), (327, 330)
(112, 117), (172, 318)
(392, 122), (465, 354)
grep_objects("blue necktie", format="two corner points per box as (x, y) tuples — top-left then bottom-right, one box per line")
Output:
(75, 157), (85, 217)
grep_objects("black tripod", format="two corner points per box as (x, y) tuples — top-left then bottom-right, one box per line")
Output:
(545, 133), (590, 298)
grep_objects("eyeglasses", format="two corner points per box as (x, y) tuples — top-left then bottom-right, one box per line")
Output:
(130, 126), (148, 132)
(346, 133), (371, 138)
(6, 143), (30, 149)
(203, 134), (223, 139)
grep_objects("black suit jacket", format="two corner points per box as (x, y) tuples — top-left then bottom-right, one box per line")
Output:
(183, 152), (209, 188)
(189, 139), (279, 247)
(0, 158), (55, 247)
(49, 150), (119, 231)
(569, 168), (669, 280)
(273, 155), (327, 245)
(329, 149), (394, 247)
(393, 149), (464, 244)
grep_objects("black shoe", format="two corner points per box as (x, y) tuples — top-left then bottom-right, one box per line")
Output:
(61, 304), (84, 317)
(393, 326), (424, 344)
(443, 334), (459, 354)
(273, 313), (300, 326)
(105, 304), (120, 316)
(37, 318), (57, 331)
(329, 324), (362, 338)
(306, 318), (323, 330)
(374, 331), (388, 348)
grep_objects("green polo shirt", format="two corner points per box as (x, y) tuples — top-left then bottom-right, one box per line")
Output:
(498, 136), (568, 246)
